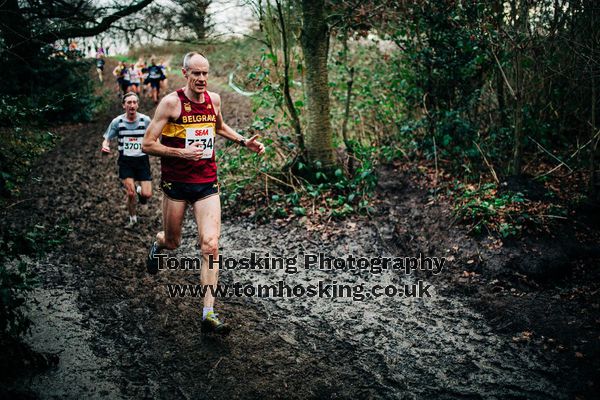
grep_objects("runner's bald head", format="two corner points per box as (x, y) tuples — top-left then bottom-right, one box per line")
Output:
(183, 52), (208, 69)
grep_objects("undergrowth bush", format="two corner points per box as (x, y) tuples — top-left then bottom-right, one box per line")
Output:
(0, 44), (93, 342)
(218, 135), (401, 221)
(0, 96), (60, 199)
(0, 260), (35, 338)
(0, 221), (71, 339)
(452, 182), (565, 238)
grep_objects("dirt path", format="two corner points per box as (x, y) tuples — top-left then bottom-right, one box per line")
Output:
(2, 69), (598, 399)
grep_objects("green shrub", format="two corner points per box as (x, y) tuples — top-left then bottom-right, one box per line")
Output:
(0, 222), (71, 339)
(453, 183), (539, 237)
(0, 261), (35, 338)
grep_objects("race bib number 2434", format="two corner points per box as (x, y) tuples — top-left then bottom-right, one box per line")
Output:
(185, 127), (214, 159)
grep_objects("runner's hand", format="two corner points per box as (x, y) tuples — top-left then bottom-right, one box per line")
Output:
(246, 135), (265, 155)
(181, 141), (204, 161)
(101, 139), (110, 154)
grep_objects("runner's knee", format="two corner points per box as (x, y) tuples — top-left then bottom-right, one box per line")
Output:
(201, 237), (219, 256)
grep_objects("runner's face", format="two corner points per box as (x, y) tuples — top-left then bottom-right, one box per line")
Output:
(183, 57), (209, 95)
(123, 97), (138, 116)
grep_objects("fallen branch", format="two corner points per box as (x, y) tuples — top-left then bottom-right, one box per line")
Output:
(535, 127), (600, 179)
(256, 168), (296, 190)
(474, 141), (500, 184)
(492, 51), (517, 100)
(540, 214), (568, 220)
(529, 136), (573, 172)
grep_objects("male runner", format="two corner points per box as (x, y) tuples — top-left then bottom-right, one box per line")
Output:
(128, 63), (141, 94)
(158, 59), (169, 91)
(95, 54), (105, 82)
(102, 92), (153, 227)
(135, 57), (148, 96)
(142, 52), (265, 334)
(113, 61), (126, 95)
(120, 64), (131, 95)
(145, 59), (165, 105)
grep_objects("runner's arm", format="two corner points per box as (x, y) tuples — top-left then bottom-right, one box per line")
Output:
(142, 95), (204, 161)
(101, 118), (118, 152)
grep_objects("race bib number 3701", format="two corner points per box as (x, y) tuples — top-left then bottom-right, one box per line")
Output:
(185, 126), (215, 159)
(123, 137), (143, 156)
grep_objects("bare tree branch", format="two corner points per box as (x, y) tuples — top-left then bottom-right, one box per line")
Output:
(33, 0), (154, 43)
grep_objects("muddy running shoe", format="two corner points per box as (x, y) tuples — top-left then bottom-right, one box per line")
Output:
(201, 311), (231, 335)
(125, 215), (137, 229)
(136, 185), (147, 205)
(146, 241), (160, 275)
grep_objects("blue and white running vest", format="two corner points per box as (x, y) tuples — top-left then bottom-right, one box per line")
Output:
(118, 117), (148, 158)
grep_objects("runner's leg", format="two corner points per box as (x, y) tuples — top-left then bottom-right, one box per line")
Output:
(147, 195), (185, 274)
(140, 180), (152, 199)
(192, 194), (221, 310)
(157, 196), (186, 250)
(122, 178), (136, 217)
(152, 87), (159, 104)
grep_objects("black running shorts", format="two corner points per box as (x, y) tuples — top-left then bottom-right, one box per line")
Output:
(118, 155), (152, 181)
(146, 78), (160, 89)
(160, 180), (220, 204)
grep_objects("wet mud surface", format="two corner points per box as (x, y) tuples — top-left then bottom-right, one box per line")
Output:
(2, 74), (599, 399)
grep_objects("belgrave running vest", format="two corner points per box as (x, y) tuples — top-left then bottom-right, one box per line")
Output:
(160, 89), (217, 183)
(118, 116), (147, 158)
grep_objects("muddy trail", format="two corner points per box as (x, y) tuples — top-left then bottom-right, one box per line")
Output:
(2, 67), (599, 399)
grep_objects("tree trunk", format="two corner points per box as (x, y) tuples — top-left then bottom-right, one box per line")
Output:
(588, 0), (599, 200)
(590, 76), (598, 200)
(276, 0), (305, 153)
(510, 0), (528, 177)
(300, 0), (335, 167)
(493, 0), (507, 129)
(342, 66), (355, 174)
(340, 35), (355, 174)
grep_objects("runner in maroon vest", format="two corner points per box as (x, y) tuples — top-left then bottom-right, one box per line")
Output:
(142, 52), (265, 335)
(160, 88), (218, 184)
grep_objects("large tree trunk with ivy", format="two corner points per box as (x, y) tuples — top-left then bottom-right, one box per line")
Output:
(300, 0), (335, 167)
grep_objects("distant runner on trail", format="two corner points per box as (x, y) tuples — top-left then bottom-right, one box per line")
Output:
(142, 52), (265, 335)
(102, 92), (153, 228)
(136, 57), (148, 96)
(120, 64), (131, 95)
(145, 59), (165, 105)
(159, 58), (169, 91)
(128, 63), (141, 94)
(113, 61), (127, 95)
(95, 54), (105, 82)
